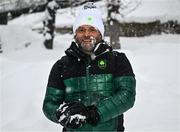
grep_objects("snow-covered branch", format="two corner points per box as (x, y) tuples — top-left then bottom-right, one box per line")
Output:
(106, 0), (142, 18)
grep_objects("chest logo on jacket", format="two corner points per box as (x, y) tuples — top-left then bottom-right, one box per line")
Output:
(98, 59), (107, 69)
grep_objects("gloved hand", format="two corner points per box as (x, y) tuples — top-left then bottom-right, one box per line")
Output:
(56, 102), (87, 129)
(86, 105), (100, 126)
(56, 102), (100, 129)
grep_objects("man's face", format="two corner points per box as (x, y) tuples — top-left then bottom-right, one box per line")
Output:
(75, 25), (102, 54)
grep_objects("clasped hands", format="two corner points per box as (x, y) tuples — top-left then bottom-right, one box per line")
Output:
(56, 102), (100, 129)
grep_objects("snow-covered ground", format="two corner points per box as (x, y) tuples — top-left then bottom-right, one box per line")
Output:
(0, 25), (180, 132)
(0, 0), (180, 131)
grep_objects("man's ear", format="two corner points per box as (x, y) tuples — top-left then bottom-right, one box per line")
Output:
(74, 35), (76, 39)
(98, 34), (103, 43)
(73, 34), (77, 43)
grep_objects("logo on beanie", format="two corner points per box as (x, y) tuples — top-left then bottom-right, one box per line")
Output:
(98, 59), (107, 69)
(87, 16), (93, 24)
(84, 2), (96, 9)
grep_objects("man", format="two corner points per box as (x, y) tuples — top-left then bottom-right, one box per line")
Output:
(43, 2), (136, 132)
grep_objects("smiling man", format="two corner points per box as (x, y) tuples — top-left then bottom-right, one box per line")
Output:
(43, 2), (136, 132)
(74, 25), (102, 55)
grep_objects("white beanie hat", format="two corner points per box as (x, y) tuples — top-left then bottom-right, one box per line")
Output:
(73, 3), (104, 37)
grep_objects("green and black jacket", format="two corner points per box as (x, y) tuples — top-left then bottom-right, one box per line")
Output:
(43, 41), (136, 131)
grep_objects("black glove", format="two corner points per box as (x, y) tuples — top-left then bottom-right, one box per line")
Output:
(57, 102), (100, 129)
(86, 105), (100, 126)
(56, 102), (87, 129)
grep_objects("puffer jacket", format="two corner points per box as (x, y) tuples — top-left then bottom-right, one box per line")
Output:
(43, 41), (136, 131)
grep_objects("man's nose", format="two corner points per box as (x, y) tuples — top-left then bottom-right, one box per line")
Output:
(84, 30), (91, 36)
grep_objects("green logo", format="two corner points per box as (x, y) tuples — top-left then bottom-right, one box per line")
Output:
(98, 59), (107, 69)
(87, 16), (93, 24)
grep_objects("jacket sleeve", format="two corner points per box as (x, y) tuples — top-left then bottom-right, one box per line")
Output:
(42, 60), (65, 123)
(96, 53), (136, 123)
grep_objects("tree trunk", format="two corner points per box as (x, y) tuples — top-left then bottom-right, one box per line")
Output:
(43, 0), (58, 49)
(108, 19), (121, 49)
(0, 37), (3, 53)
(107, 0), (121, 49)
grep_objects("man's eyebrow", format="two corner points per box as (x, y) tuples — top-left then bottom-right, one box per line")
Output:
(77, 27), (85, 30)
(89, 27), (96, 30)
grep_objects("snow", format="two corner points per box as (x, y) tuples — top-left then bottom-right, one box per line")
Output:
(7, 0), (180, 30)
(69, 114), (86, 123)
(0, 25), (179, 132)
(45, 33), (52, 40)
(0, 0), (46, 13)
(47, 0), (58, 10)
(121, 35), (180, 131)
(121, 0), (180, 22)
(0, 0), (180, 131)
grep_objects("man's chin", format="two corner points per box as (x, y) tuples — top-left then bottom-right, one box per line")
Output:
(81, 43), (94, 50)
(80, 46), (94, 53)
(82, 48), (93, 52)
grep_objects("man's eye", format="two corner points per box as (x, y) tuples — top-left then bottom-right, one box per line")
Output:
(77, 29), (85, 32)
(90, 28), (97, 32)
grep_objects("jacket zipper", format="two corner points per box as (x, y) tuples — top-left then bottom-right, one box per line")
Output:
(86, 58), (91, 105)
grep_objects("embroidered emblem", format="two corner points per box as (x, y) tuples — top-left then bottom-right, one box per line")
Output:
(98, 59), (107, 69)
(87, 16), (93, 24)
